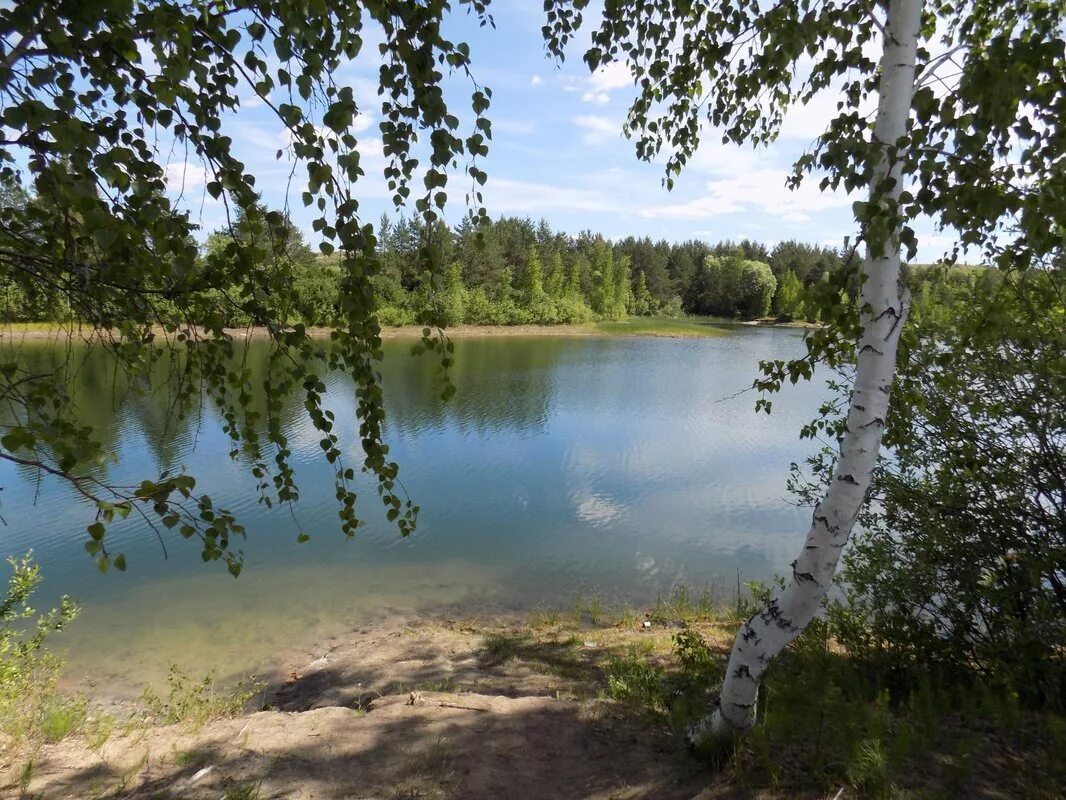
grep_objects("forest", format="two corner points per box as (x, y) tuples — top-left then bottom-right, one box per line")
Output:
(0, 181), (966, 329)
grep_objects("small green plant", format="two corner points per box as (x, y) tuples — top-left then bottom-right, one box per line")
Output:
(141, 666), (263, 728)
(481, 632), (522, 664)
(16, 758), (33, 795)
(175, 748), (210, 768)
(82, 712), (114, 750)
(221, 783), (260, 800)
(0, 552), (80, 743)
(393, 678), (458, 694)
(650, 584), (721, 624)
(604, 649), (668, 711)
(673, 629), (722, 689)
(571, 594), (604, 625)
(847, 737), (892, 798)
(37, 695), (88, 743)
(527, 606), (562, 628)
(613, 606), (641, 627)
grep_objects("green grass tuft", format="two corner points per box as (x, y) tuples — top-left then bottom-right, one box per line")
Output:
(595, 315), (734, 338)
(141, 667), (263, 729)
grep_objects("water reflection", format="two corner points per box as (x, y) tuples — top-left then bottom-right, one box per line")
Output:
(0, 330), (824, 690)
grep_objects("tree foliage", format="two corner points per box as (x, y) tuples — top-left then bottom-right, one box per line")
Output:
(0, 553), (79, 740)
(819, 269), (1066, 704)
(688, 252), (776, 318)
(773, 269), (805, 321)
(543, 0), (1066, 386)
(0, 0), (495, 572)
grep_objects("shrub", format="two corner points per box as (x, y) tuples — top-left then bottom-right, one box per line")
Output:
(688, 252), (776, 318)
(0, 553), (80, 743)
(376, 304), (416, 327)
(604, 649), (669, 710)
(659, 295), (684, 318)
(141, 666), (263, 729)
(554, 295), (596, 324)
(805, 270), (1066, 705)
(773, 269), (804, 320)
(291, 264), (341, 325)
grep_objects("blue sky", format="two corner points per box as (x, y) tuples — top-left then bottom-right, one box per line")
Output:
(163, 1), (958, 262)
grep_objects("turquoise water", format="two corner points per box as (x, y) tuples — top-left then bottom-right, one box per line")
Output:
(0, 329), (824, 690)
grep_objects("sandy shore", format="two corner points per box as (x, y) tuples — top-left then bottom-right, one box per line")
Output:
(0, 319), (810, 342)
(0, 323), (606, 341)
(14, 611), (718, 799)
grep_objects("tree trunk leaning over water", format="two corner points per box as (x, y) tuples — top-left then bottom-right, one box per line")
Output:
(692, 0), (924, 740)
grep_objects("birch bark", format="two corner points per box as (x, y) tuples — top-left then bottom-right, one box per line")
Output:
(696, 0), (925, 739)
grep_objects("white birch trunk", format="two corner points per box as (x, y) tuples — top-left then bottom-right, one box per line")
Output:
(692, 0), (924, 740)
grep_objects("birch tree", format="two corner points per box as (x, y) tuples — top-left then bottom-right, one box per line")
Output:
(545, 0), (1066, 737)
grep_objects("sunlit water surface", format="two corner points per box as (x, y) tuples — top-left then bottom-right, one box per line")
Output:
(0, 329), (825, 692)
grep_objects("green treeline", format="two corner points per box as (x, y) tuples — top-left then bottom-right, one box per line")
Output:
(0, 187), (977, 328)
(365, 216), (850, 327)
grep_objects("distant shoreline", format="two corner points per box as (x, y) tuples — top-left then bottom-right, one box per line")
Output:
(0, 317), (814, 343)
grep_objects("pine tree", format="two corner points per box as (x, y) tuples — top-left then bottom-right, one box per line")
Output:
(525, 246), (546, 302)
(547, 251), (566, 298)
(632, 271), (653, 316)
(613, 254), (632, 319)
(592, 240), (615, 317)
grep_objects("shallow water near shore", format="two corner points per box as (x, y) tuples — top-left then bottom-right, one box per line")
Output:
(0, 328), (825, 692)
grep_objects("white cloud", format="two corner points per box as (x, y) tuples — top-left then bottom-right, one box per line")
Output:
(589, 62), (633, 92)
(482, 177), (617, 214)
(581, 91), (610, 105)
(573, 114), (621, 145)
(164, 162), (209, 192)
(530, 74), (542, 87)
(917, 233), (963, 260)
(352, 112), (375, 133)
(778, 90), (844, 141)
(639, 168), (851, 222)
(686, 142), (770, 177)
(240, 124), (284, 153)
(573, 62), (635, 105)
(572, 490), (626, 527)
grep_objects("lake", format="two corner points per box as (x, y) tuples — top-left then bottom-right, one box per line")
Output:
(0, 327), (825, 692)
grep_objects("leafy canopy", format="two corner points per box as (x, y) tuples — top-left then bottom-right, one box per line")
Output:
(543, 0), (1066, 391)
(0, 0), (494, 573)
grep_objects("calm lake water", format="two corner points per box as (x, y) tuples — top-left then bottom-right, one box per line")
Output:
(0, 328), (824, 691)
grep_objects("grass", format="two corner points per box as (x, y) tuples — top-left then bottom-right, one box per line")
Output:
(7, 579), (1063, 799)
(36, 696), (88, 743)
(595, 315), (734, 338)
(220, 783), (261, 800)
(504, 587), (1066, 798)
(604, 649), (670, 710)
(391, 735), (457, 800)
(0, 321), (79, 334)
(175, 748), (211, 768)
(649, 583), (727, 625)
(141, 666), (264, 729)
